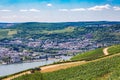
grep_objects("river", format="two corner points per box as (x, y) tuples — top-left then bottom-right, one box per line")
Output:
(0, 56), (71, 77)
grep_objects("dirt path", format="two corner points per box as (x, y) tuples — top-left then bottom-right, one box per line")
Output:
(103, 47), (109, 55)
(41, 61), (86, 73)
(2, 71), (31, 80)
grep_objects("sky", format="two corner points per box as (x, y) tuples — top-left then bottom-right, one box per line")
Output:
(0, 0), (120, 22)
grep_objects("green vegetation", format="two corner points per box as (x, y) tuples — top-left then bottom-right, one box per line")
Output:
(42, 27), (75, 34)
(0, 29), (17, 39)
(8, 30), (17, 36)
(108, 45), (120, 55)
(108, 66), (120, 80)
(0, 29), (9, 38)
(13, 54), (120, 80)
(13, 72), (43, 80)
(71, 48), (104, 61)
(6, 45), (120, 80)
(43, 55), (120, 80)
(0, 22), (120, 41)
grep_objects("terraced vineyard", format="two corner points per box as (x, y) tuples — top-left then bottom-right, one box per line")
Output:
(71, 48), (104, 61)
(13, 54), (120, 80)
(108, 45), (120, 55)
(5, 45), (120, 80)
(13, 72), (43, 80)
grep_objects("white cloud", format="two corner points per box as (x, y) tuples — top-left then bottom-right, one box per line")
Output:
(70, 8), (86, 11)
(113, 6), (120, 11)
(47, 3), (53, 7)
(19, 9), (40, 12)
(88, 4), (110, 11)
(1, 15), (17, 19)
(19, 9), (28, 12)
(59, 9), (69, 12)
(29, 9), (40, 12)
(0, 9), (11, 12)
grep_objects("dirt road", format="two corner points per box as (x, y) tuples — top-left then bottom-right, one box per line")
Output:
(2, 71), (31, 80)
(103, 47), (109, 55)
(41, 61), (86, 73)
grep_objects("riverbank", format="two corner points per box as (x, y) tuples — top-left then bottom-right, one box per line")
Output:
(0, 56), (72, 77)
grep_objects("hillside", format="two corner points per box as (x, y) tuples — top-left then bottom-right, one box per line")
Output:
(108, 45), (120, 55)
(9, 45), (120, 80)
(0, 21), (120, 42)
(71, 45), (120, 61)
(71, 48), (104, 61)
(42, 54), (120, 80)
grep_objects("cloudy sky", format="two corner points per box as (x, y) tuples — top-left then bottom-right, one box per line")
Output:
(0, 0), (120, 22)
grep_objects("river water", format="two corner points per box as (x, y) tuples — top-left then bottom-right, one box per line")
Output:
(0, 56), (71, 77)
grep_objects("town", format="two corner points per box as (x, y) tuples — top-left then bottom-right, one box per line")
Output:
(0, 37), (110, 64)
(0, 21), (120, 64)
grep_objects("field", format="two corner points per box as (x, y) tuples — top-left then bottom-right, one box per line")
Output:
(8, 30), (17, 36)
(41, 27), (75, 34)
(71, 48), (104, 61)
(0, 29), (17, 39)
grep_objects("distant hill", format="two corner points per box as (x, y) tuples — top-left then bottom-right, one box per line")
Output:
(0, 21), (120, 28)
(0, 21), (120, 46)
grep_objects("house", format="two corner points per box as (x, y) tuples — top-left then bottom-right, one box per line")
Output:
(10, 56), (22, 63)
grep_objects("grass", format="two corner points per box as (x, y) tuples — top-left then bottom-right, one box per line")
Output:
(71, 48), (104, 61)
(108, 45), (120, 55)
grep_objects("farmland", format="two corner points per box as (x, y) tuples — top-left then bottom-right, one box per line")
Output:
(0, 29), (17, 39)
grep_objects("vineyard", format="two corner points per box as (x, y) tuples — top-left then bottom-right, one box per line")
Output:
(108, 45), (120, 55)
(13, 72), (43, 80)
(71, 48), (104, 61)
(13, 54), (120, 80)
(42, 55), (120, 80)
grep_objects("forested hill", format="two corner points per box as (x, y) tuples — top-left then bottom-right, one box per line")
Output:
(0, 21), (120, 45)
(1, 21), (120, 28)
